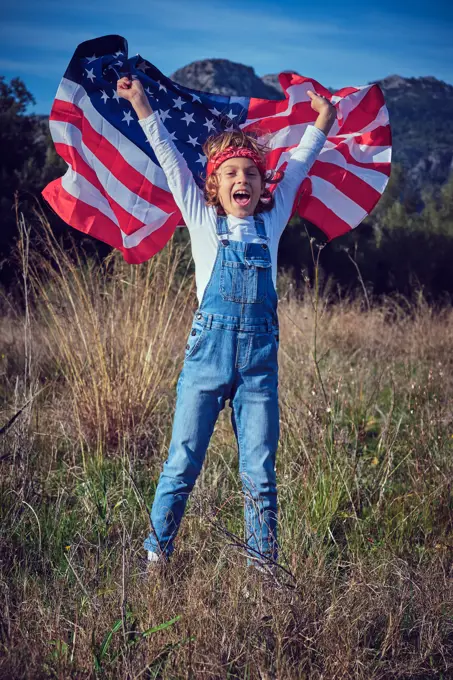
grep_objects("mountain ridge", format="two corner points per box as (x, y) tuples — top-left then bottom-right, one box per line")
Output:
(170, 60), (453, 190)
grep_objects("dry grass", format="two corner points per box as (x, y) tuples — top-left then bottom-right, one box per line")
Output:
(0, 215), (452, 679)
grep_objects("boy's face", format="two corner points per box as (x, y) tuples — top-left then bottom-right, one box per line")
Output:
(215, 157), (265, 218)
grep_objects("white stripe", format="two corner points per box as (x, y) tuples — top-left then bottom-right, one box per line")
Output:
(55, 78), (170, 192)
(120, 215), (171, 248)
(265, 122), (390, 193)
(331, 84), (370, 105)
(246, 82), (387, 142)
(50, 119), (169, 226)
(323, 137), (392, 165)
(260, 122), (309, 149)
(60, 166), (172, 249)
(275, 142), (389, 194)
(61, 169), (120, 225)
(320, 87), (373, 138)
(331, 105), (390, 139)
(244, 79), (320, 127)
(334, 85), (372, 125)
(315, 149), (390, 192)
(310, 175), (367, 227)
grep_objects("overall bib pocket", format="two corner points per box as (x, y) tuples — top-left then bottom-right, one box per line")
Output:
(220, 256), (272, 304)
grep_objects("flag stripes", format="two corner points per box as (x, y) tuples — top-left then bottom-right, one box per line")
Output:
(43, 37), (392, 262)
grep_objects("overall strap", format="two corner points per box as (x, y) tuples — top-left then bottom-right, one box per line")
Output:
(215, 215), (230, 246)
(216, 214), (230, 237)
(254, 215), (269, 242)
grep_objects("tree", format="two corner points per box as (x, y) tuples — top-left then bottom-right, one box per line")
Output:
(0, 77), (47, 254)
(0, 76), (76, 287)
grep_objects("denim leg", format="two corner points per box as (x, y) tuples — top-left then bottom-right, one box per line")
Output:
(230, 371), (280, 565)
(144, 367), (226, 557)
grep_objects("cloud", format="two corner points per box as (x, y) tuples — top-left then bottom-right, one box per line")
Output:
(1, 0), (452, 104)
(0, 57), (64, 77)
(0, 22), (97, 51)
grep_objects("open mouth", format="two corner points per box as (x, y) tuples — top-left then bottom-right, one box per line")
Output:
(233, 190), (251, 207)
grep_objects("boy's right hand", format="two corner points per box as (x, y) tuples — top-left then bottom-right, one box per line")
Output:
(117, 76), (153, 120)
(117, 76), (145, 102)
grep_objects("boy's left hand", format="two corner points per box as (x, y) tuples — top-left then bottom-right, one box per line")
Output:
(307, 90), (336, 116)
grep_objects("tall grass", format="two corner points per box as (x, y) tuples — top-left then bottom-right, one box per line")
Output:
(1, 213), (452, 679)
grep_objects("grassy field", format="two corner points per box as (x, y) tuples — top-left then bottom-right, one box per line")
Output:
(1, 217), (453, 679)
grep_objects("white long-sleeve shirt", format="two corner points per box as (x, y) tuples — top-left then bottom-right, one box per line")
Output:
(138, 112), (326, 304)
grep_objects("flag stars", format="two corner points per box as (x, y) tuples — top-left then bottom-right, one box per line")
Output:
(226, 109), (237, 120)
(100, 90), (109, 103)
(187, 135), (200, 147)
(181, 111), (195, 126)
(136, 60), (150, 72)
(112, 89), (120, 103)
(159, 109), (171, 122)
(203, 118), (216, 132)
(85, 68), (96, 82)
(145, 87), (153, 97)
(173, 96), (186, 110)
(191, 93), (202, 103)
(114, 51), (124, 58)
(157, 80), (167, 93)
(168, 131), (177, 141)
(86, 55), (97, 63)
(122, 110), (134, 125)
(209, 107), (222, 117)
(196, 154), (207, 167)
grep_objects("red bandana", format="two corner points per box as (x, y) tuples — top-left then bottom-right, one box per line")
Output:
(206, 147), (266, 176)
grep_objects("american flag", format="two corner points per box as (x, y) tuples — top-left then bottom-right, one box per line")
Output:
(43, 34), (392, 264)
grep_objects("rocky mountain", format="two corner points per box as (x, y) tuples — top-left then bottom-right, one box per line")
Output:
(171, 61), (453, 192)
(171, 59), (281, 101)
(374, 74), (453, 189)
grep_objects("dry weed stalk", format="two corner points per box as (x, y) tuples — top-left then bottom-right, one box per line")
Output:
(26, 208), (195, 457)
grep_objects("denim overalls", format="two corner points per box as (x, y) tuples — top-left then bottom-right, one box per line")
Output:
(144, 213), (280, 566)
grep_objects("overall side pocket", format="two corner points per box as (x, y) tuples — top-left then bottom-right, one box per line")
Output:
(184, 319), (206, 360)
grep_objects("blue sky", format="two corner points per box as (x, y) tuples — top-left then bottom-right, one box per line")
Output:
(2, 0), (452, 114)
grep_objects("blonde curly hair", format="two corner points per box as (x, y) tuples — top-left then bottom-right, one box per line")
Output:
(201, 128), (284, 216)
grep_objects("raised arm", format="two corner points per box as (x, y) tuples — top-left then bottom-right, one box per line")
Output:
(272, 92), (337, 239)
(117, 76), (209, 231)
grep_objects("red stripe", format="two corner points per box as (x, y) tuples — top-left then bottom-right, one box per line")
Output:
(326, 125), (392, 159)
(338, 85), (386, 135)
(42, 179), (180, 264)
(265, 147), (288, 171)
(244, 101), (320, 136)
(247, 73), (332, 121)
(309, 160), (382, 213)
(248, 93), (391, 141)
(332, 86), (363, 98)
(321, 142), (391, 177)
(53, 141), (151, 236)
(268, 141), (390, 182)
(356, 125), (392, 151)
(299, 193), (353, 241)
(265, 146), (390, 213)
(43, 178), (123, 249)
(327, 125), (391, 148)
(50, 99), (176, 214)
